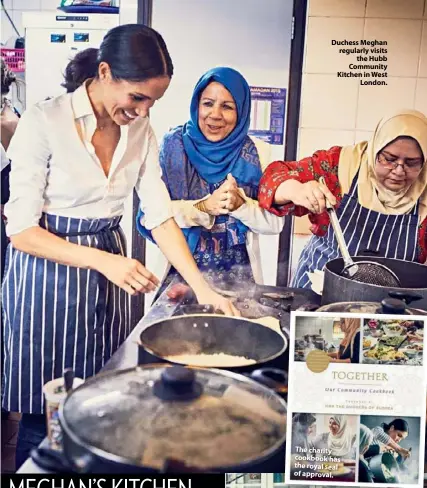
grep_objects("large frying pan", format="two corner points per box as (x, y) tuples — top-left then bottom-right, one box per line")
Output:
(137, 305), (289, 393)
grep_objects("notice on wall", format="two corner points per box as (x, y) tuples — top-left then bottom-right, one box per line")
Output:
(285, 311), (426, 487)
(331, 40), (388, 86)
(248, 86), (286, 145)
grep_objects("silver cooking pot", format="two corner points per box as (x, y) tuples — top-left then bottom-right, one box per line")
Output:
(322, 256), (427, 311)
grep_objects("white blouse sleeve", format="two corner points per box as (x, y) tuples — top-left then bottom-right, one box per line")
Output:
(5, 104), (50, 236)
(170, 198), (215, 229)
(229, 136), (284, 235)
(230, 189), (285, 234)
(135, 127), (173, 230)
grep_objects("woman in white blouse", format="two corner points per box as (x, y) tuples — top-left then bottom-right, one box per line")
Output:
(2, 24), (237, 468)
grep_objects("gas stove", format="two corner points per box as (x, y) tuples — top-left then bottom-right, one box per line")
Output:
(174, 282), (321, 339)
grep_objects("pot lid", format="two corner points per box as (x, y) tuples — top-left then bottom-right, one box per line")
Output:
(60, 365), (287, 471)
(318, 302), (391, 314)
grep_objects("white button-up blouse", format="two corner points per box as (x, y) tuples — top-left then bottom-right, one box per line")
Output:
(5, 82), (173, 236)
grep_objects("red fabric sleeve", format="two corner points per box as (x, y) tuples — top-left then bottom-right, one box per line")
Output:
(258, 146), (342, 236)
(258, 146), (427, 261)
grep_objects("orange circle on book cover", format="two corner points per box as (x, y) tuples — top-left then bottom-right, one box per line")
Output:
(306, 350), (330, 373)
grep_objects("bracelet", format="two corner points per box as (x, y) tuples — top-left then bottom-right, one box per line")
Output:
(196, 201), (206, 213)
(194, 200), (208, 213)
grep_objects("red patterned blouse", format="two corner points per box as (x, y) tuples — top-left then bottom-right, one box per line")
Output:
(258, 146), (427, 264)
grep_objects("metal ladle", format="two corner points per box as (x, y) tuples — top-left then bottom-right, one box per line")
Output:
(318, 177), (401, 288)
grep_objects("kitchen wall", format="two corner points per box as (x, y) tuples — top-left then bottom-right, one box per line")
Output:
(1, 0), (53, 112)
(1, 0), (129, 108)
(290, 0), (427, 279)
(1, 0), (59, 44)
(1, 1), (127, 42)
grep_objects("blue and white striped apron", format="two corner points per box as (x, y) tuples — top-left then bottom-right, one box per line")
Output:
(2, 213), (130, 414)
(292, 172), (420, 289)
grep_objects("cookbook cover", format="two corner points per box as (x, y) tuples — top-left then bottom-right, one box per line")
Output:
(285, 311), (426, 488)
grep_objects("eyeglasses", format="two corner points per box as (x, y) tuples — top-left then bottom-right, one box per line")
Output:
(377, 152), (423, 173)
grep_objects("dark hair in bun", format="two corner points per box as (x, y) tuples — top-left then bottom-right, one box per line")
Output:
(381, 418), (409, 434)
(62, 48), (99, 93)
(62, 24), (173, 93)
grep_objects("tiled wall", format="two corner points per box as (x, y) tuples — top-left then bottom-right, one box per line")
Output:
(294, 0), (427, 236)
(1, 0), (59, 44)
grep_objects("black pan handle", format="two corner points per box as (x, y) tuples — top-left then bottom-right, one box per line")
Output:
(30, 447), (73, 473)
(248, 368), (288, 395)
(388, 291), (422, 305)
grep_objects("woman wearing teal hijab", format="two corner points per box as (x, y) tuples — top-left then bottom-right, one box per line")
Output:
(137, 67), (284, 294)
